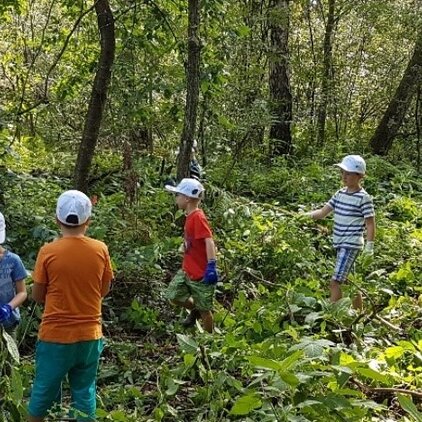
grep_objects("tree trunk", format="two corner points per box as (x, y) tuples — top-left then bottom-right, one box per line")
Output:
(316, 0), (335, 146)
(370, 32), (422, 155)
(268, 0), (292, 157)
(74, 0), (115, 192)
(177, 0), (201, 181)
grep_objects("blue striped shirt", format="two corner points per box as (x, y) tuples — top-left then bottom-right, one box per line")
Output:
(327, 188), (375, 249)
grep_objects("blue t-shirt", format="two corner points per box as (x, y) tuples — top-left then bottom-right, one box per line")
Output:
(0, 251), (27, 327)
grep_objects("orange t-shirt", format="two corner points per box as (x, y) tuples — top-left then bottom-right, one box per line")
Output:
(33, 236), (114, 343)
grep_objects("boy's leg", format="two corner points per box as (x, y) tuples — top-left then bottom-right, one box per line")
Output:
(189, 281), (216, 332)
(165, 270), (199, 326)
(199, 310), (214, 333)
(331, 248), (359, 303)
(329, 280), (342, 302)
(68, 339), (104, 421)
(165, 270), (191, 308)
(172, 297), (195, 310)
(28, 341), (72, 420)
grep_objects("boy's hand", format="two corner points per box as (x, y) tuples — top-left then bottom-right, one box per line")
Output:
(363, 241), (374, 256)
(203, 260), (219, 285)
(0, 304), (12, 322)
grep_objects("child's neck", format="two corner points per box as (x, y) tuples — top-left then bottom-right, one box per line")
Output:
(61, 226), (87, 238)
(346, 184), (361, 193)
(185, 203), (199, 215)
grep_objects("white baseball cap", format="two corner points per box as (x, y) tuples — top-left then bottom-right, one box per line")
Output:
(0, 212), (6, 244)
(335, 155), (366, 175)
(56, 190), (92, 226)
(165, 178), (204, 198)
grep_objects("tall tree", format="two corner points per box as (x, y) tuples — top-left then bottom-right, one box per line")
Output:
(316, 0), (336, 146)
(74, 0), (115, 192)
(177, 0), (201, 181)
(268, 0), (292, 156)
(370, 31), (422, 155)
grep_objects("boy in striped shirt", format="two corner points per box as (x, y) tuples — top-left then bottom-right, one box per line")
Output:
(308, 155), (376, 308)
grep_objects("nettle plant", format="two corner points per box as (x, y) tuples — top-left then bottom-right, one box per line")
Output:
(0, 329), (27, 421)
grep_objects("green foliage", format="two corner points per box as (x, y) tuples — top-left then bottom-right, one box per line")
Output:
(2, 144), (422, 421)
(0, 329), (27, 421)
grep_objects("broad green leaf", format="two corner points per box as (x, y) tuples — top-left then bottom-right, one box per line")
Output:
(279, 371), (300, 387)
(305, 311), (323, 325)
(183, 353), (196, 368)
(355, 367), (389, 384)
(2, 330), (19, 363)
(176, 334), (198, 354)
(398, 394), (422, 422)
(109, 410), (128, 421)
(165, 378), (185, 396)
(384, 346), (405, 359)
(279, 350), (304, 371)
(248, 356), (282, 371)
(10, 367), (23, 403)
(290, 339), (334, 358)
(230, 393), (262, 415)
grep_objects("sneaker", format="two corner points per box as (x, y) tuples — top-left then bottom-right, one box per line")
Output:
(181, 309), (200, 328)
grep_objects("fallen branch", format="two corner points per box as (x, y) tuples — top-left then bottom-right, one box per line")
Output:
(374, 315), (402, 332)
(353, 379), (422, 400)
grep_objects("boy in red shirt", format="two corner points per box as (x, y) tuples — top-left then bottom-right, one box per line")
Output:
(165, 178), (218, 333)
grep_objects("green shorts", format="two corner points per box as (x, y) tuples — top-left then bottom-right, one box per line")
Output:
(165, 270), (215, 311)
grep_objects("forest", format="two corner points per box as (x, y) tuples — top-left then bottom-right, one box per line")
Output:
(0, 0), (421, 421)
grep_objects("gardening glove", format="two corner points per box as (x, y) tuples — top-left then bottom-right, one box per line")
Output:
(203, 260), (219, 285)
(0, 304), (12, 323)
(363, 241), (374, 256)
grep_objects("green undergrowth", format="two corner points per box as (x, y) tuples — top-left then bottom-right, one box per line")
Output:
(0, 150), (421, 421)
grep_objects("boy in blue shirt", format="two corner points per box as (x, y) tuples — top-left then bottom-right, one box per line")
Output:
(308, 155), (375, 308)
(0, 212), (28, 342)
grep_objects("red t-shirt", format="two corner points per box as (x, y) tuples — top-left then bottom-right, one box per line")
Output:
(183, 209), (213, 280)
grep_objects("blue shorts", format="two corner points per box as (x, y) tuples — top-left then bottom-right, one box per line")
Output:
(28, 339), (104, 420)
(332, 247), (359, 283)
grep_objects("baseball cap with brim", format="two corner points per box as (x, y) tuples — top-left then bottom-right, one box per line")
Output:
(0, 212), (5, 244)
(165, 178), (204, 199)
(335, 155), (366, 175)
(56, 190), (92, 226)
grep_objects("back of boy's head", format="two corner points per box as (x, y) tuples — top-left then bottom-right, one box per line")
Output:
(56, 190), (92, 227)
(0, 212), (5, 244)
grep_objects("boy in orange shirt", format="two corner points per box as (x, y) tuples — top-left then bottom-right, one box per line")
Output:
(28, 190), (114, 422)
(165, 178), (218, 333)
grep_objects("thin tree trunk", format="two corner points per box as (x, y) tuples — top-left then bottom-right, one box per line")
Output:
(177, 0), (201, 181)
(415, 86), (421, 171)
(370, 32), (422, 155)
(305, 1), (317, 139)
(268, 0), (292, 157)
(74, 0), (115, 192)
(316, 0), (335, 146)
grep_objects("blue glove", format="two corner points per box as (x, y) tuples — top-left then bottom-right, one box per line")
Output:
(0, 304), (12, 323)
(203, 260), (219, 285)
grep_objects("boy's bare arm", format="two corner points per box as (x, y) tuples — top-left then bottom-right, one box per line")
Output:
(308, 204), (333, 220)
(32, 282), (47, 303)
(365, 216), (376, 241)
(101, 280), (112, 297)
(8, 280), (27, 309)
(205, 238), (217, 261)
